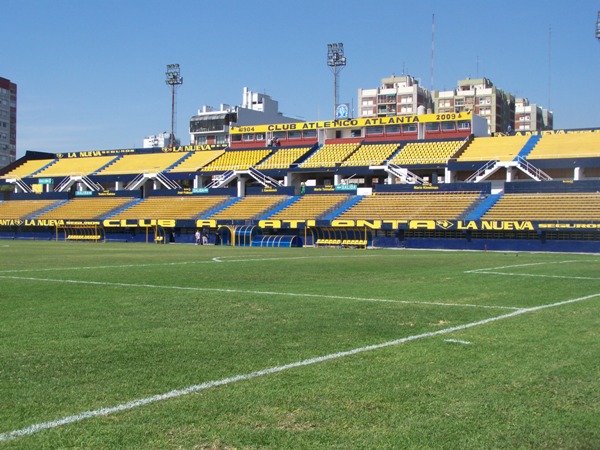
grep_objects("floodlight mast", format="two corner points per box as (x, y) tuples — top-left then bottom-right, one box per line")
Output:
(165, 64), (183, 150)
(327, 43), (347, 118)
(596, 11), (600, 41)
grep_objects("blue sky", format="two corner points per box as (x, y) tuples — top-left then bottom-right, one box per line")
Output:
(4, 0), (600, 157)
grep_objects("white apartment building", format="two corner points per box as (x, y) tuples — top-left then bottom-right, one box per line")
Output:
(189, 87), (300, 146)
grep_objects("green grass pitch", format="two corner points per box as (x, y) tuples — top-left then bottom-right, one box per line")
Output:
(1, 241), (599, 449)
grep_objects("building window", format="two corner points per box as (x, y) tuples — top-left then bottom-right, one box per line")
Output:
(441, 122), (456, 131)
(402, 124), (417, 133)
(386, 125), (401, 134)
(366, 126), (383, 135)
(243, 134), (254, 141)
(426, 123), (440, 132)
(303, 129), (317, 138)
(288, 130), (301, 139)
(458, 121), (471, 130)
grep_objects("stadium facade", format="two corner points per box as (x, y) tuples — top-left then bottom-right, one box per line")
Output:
(1, 107), (600, 253)
(0, 76), (17, 168)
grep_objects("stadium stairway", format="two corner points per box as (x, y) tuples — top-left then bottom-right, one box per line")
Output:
(322, 195), (362, 220)
(464, 193), (502, 221)
(164, 153), (191, 171)
(105, 198), (144, 218)
(92, 156), (121, 175)
(515, 135), (542, 160)
(258, 196), (298, 220)
(200, 197), (240, 219)
(32, 199), (70, 217)
(29, 160), (58, 177)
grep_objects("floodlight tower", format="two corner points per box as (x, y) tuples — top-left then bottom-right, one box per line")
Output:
(327, 43), (347, 118)
(165, 64), (183, 149)
(596, 11), (600, 42)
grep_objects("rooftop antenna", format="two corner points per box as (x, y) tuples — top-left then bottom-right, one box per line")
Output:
(165, 64), (183, 150)
(430, 13), (435, 91)
(548, 25), (552, 110)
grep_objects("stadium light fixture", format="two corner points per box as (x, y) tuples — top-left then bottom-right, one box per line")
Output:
(165, 64), (183, 150)
(596, 11), (600, 41)
(327, 42), (347, 118)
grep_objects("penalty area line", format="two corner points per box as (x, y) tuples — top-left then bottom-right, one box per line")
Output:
(1, 291), (599, 443)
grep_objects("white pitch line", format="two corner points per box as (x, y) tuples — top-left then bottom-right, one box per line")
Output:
(465, 259), (600, 274)
(467, 271), (600, 281)
(2, 291), (598, 443)
(444, 339), (471, 345)
(0, 253), (379, 274)
(0, 275), (520, 310)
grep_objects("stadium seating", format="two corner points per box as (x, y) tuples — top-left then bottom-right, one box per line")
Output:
(95, 153), (188, 175)
(270, 194), (349, 220)
(33, 156), (118, 177)
(340, 143), (399, 167)
(209, 195), (287, 220)
(0, 199), (63, 219)
(390, 140), (463, 165)
(482, 192), (600, 221)
(300, 142), (361, 168)
(456, 135), (530, 162)
(526, 133), (600, 160)
(168, 150), (225, 172)
(256, 147), (313, 169)
(338, 192), (480, 220)
(111, 195), (229, 220)
(0, 159), (54, 179)
(35, 197), (137, 220)
(201, 149), (272, 172)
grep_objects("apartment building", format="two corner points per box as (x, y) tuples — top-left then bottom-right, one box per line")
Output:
(358, 75), (432, 118)
(0, 77), (16, 168)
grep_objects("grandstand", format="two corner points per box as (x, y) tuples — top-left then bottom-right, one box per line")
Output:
(390, 140), (464, 165)
(456, 134), (530, 162)
(256, 147), (313, 170)
(527, 132), (600, 160)
(0, 199), (62, 219)
(2, 111), (600, 252)
(35, 197), (137, 220)
(201, 149), (271, 172)
(209, 195), (287, 220)
(299, 142), (361, 168)
(0, 158), (54, 179)
(340, 143), (399, 167)
(338, 191), (480, 220)
(270, 194), (349, 220)
(482, 192), (600, 221)
(168, 150), (225, 172)
(33, 156), (118, 178)
(95, 153), (187, 175)
(111, 195), (229, 220)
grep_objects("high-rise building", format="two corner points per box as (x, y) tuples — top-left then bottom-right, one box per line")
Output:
(358, 75), (432, 118)
(432, 77), (515, 135)
(0, 77), (17, 168)
(515, 97), (553, 132)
